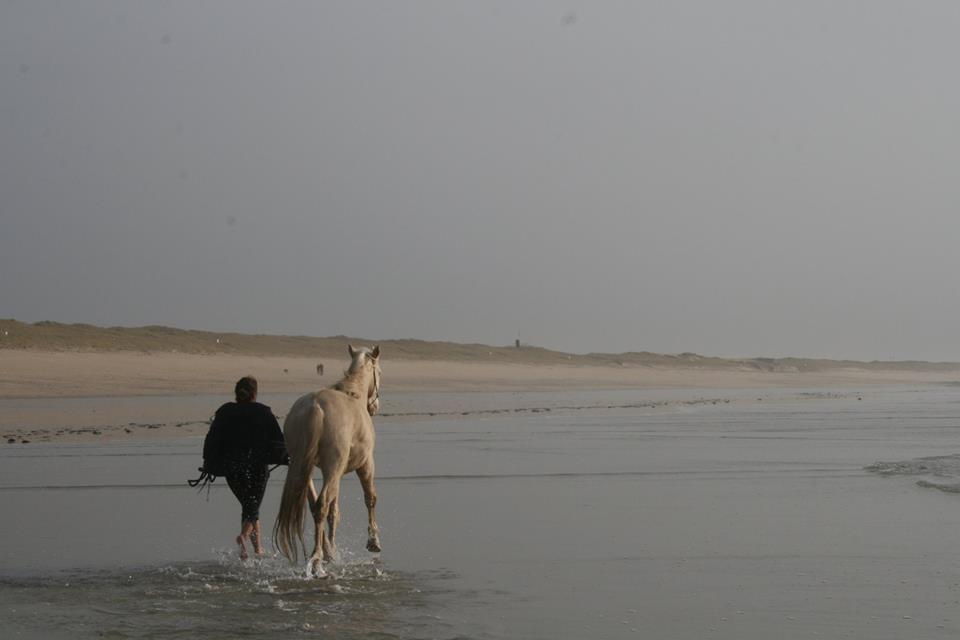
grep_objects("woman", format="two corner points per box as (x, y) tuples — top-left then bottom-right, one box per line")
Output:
(203, 376), (286, 559)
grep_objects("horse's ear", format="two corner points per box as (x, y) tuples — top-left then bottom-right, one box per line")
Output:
(348, 344), (357, 358)
(371, 345), (380, 359)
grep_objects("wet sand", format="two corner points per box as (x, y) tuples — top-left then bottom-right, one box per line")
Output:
(3, 348), (958, 444)
(5, 346), (960, 637)
(5, 349), (959, 398)
(3, 387), (960, 638)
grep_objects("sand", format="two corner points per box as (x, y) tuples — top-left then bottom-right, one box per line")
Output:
(3, 348), (958, 398)
(4, 342), (960, 637)
(2, 348), (958, 445)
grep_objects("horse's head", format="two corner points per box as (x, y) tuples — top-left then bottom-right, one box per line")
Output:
(347, 344), (381, 415)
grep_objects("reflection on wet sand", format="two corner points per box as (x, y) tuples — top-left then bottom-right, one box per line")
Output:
(4, 388), (960, 639)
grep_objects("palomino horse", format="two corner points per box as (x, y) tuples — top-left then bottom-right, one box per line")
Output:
(274, 345), (382, 576)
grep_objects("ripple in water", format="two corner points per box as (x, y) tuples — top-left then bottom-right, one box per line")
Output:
(1, 552), (464, 639)
(866, 453), (960, 493)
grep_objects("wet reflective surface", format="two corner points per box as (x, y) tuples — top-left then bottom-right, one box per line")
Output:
(4, 387), (960, 638)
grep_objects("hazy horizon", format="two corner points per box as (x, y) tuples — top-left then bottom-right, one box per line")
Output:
(5, 2), (960, 361)
(6, 316), (960, 364)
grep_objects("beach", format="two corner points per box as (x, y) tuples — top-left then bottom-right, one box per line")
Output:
(4, 344), (960, 638)
(4, 384), (960, 639)
(3, 348), (959, 444)
(7, 0), (960, 636)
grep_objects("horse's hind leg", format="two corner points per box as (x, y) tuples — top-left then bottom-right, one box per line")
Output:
(307, 476), (319, 510)
(326, 495), (340, 561)
(306, 479), (326, 577)
(316, 475), (342, 564)
(357, 462), (381, 553)
(307, 480), (340, 559)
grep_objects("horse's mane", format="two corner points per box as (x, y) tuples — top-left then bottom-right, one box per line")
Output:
(331, 367), (368, 400)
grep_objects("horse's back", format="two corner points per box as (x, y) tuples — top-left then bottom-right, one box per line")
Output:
(285, 389), (367, 471)
(312, 389), (364, 426)
(314, 389), (374, 472)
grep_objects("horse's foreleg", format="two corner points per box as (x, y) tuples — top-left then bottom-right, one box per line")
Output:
(357, 462), (381, 553)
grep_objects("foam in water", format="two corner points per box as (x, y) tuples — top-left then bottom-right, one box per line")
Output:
(0, 553), (439, 640)
(865, 454), (960, 493)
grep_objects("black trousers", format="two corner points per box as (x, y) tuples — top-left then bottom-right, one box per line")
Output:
(224, 460), (268, 523)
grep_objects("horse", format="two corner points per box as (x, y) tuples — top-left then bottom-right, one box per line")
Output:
(274, 345), (382, 577)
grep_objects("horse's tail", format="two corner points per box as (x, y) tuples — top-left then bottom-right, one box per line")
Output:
(273, 395), (323, 564)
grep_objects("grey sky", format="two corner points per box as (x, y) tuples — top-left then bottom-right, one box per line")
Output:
(3, 2), (960, 360)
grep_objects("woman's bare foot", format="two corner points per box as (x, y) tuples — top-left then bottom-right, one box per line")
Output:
(249, 520), (263, 558)
(251, 520), (264, 557)
(237, 520), (257, 560)
(236, 534), (248, 560)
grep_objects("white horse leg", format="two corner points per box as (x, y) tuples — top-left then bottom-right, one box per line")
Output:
(357, 463), (381, 553)
(312, 474), (341, 565)
(326, 494), (341, 561)
(304, 474), (326, 577)
(320, 477), (341, 562)
(306, 526), (326, 577)
(306, 489), (326, 577)
(307, 476), (319, 509)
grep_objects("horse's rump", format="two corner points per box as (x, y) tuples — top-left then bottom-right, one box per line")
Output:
(273, 393), (323, 562)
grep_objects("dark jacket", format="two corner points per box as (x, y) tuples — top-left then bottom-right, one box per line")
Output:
(203, 402), (286, 473)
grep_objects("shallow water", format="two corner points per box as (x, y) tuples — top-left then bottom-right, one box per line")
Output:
(2, 559), (448, 639)
(4, 386), (960, 638)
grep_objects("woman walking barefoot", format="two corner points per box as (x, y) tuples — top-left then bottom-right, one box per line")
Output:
(203, 376), (286, 559)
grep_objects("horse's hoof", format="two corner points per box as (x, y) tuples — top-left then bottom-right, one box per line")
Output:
(366, 538), (382, 553)
(308, 559), (327, 579)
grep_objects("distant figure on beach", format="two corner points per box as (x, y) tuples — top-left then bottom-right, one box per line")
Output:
(316, 363), (324, 376)
(202, 376), (287, 559)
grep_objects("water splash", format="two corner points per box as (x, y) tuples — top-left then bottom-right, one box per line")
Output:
(0, 556), (447, 639)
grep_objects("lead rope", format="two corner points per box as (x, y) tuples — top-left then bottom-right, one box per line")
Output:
(189, 463), (283, 497)
(187, 468), (216, 500)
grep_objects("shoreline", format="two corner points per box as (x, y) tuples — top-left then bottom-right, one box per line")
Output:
(2, 349), (958, 445)
(2, 389), (866, 446)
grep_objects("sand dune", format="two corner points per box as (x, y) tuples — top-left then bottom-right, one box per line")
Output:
(3, 318), (960, 399)
(3, 319), (959, 447)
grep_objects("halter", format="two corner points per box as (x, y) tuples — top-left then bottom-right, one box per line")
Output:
(367, 362), (381, 415)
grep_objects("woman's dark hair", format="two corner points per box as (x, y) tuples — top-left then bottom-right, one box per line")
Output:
(235, 376), (258, 403)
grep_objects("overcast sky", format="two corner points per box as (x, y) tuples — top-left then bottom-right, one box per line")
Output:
(4, 2), (960, 360)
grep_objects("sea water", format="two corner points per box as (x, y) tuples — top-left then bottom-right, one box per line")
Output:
(3, 387), (960, 639)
